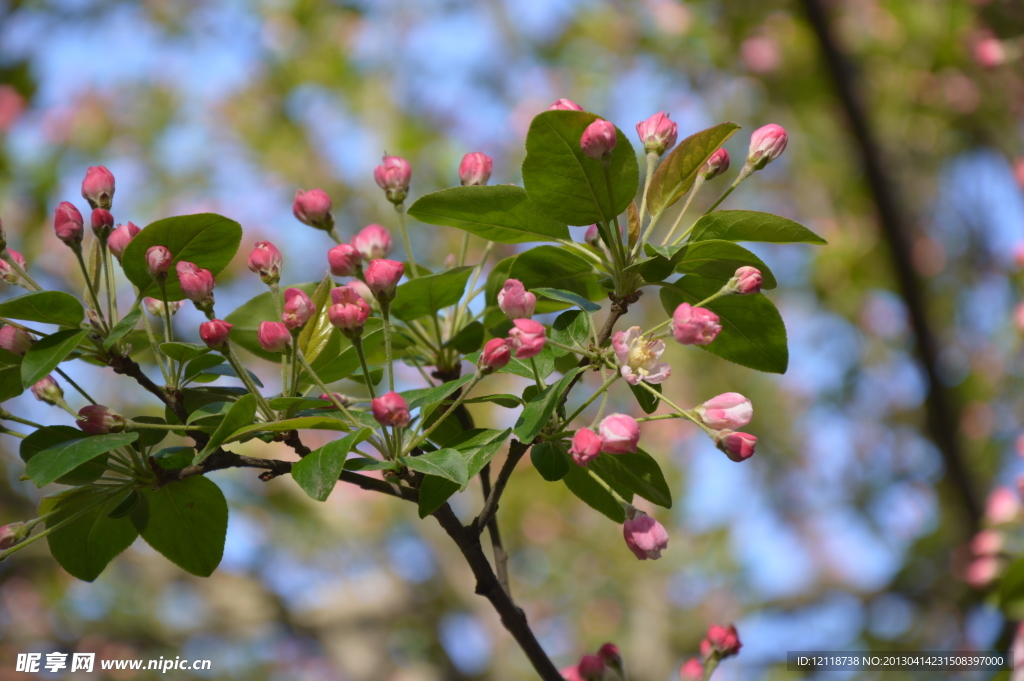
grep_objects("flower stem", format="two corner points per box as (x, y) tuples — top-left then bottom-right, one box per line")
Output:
(406, 375), (481, 453)
(701, 657), (720, 681)
(0, 490), (117, 561)
(55, 367), (97, 404)
(223, 345), (275, 420)
(351, 335), (377, 399)
(395, 203), (419, 278)
(563, 371), (620, 425)
(101, 241), (119, 329)
(585, 466), (631, 509)
(381, 302), (395, 393)
(1, 251), (42, 291)
(634, 380), (714, 436)
(72, 246), (107, 332)
(0, 409), (44, 429)
(662, 174), (706, 246)
(529, 357), (545, 393)
(157, 281), (177, 388)
(294, 349), (364, 431)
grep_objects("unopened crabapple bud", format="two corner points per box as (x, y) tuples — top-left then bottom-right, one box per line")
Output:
(679, 658), (705, 681)
(731, 266), (762, 294)
(90, 208), (114, 239)
(560, 666), (584, 681)
(478, 338), (511, 373)
(365, 259), (404, 302)
(30, 375), (63, 405)
(328, 285), (372, 337)
(0, 523), (28, 551)
(497, 279), (536, 320)
(715, 430), (757, 462)
(146, 245), (173, 280)
(292, 188), (333, 230)
(580, 119), (617, 161)
(247, 241), (282, 285)
(318, 393), (354, 408)
(747, 123), (788, 170)
(703, 624), (742, 659)
(569, 428), (602, 465)
(623, 508), (669, 560)
(81, 165), (115, 210)
(966, 556), (1001, 588)
(986, 487), (1020, 524)
(107, 222), (140, 260)
(76, 405), (127, 435)
(0, 248), (26, 285)
(144, 297), (182, 317)
(697, 393), (753, 430)
(282, 287), (315, 330)
(506, 318), (546, 359)
(444, 253), (457, 269)
(352, 224), (392, 261)
(199, 319), (233, 350)
(371, 391), (411, 427)
(349, 279), (375, 306)
(975, 37), (1006, 68)
(176, 261), (215, 306)
(459, 152), (493, 186)
(672, 303), (722, 346)
(599, 413), (640, 454)
(701, 148), (730, 180)
(597, 643), (623, 677)
(257, 321), (291, 354)
(636, 111), (678, 156)
(374, 155), (412, 204)
(577, 655), (605, 681)
(549, 98), (584, 111)
(0, 326), (33, 355)
(972, 529), (1004, 556)
(54, 201), (84, 246)
(328, 243), (362, 277)
(584, 224), (601, 247)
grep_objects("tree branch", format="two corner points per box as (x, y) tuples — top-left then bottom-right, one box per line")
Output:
(474, 439), (530, 534)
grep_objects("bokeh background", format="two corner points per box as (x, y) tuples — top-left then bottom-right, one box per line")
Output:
(2, 0), (1024, 679)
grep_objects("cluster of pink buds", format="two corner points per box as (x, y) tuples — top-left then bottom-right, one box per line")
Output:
(459, 152), (492, 186)
(498, 279), (536, 320)
(371, 392), (410, 427)
(612, 326), (671, 385)
(569, 414), (641, 466)
(636, 111), (678, 156)
(965, 487), (1022, 588)
(700, 623), (742, 660)
(247, 241), (282, 285)
(76, 405), (127, 435)
(328, 285), (371, 338)
(561, 642), (623, 681)
(107, 222), (140, 260)
(374, 155), (412, 205)
(0, 248), (26, 286)
(697, 393), (758, 461)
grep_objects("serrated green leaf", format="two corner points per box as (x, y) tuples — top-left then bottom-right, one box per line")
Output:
(296, 274), (334, 363)
(21, 329), (88, 388)
(549, 309), (593, 356)
(446, 321), (484, 354)
(408, 185), (570, 243)
(462, 394), (523, 409)
(647, 122), (740, 217)
(672, 239), (777, 289)
(486, 246), (604, 313)
(159, 342), (211, 363)
(688, 210), (827, 245)
(0, 291), (85, 327)
(401, 448), (469, 487)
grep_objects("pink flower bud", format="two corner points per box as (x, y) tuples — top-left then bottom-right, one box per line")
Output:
(972, 529), (1004, 557)
(747, 123), (788, 169)
(0, 522), (29, 551)
(90, 208), (114, 239)
(31, 375), (63, 405)
(348, 280), (375, 306)
(76, 404), (127, 435)
(599, 413), (640, 454)
(577, 655), (605, 681)
(292, 188), (333, 230)
(282, 287), (315, 330)
(352, 224), (392, 261)
(672, 303), (722, 346)
(54, 201), (84, 246)
(715, 430), (757, 462)
(0, 326), (33, 355)
(697, 393), (752, 430)
(732, 266), (762, 294)
(986, 487), (1020, 524)
(257, 321), (292, 354)
(374, 155), (412, 204)
(479, 337), (511, 373)
(318, 392), (354, 408)
(580, 119), (617, 161)
(144, 297), (182, 317)
(328, 285), (372, 336)
(597, 643), (622, 674)
(365, 259), (405, 302)
(584, 224), (601, 247)
(636, 111), (678, 156)
(459, 152), (493, 186)
(966, 556), (1001, 588)
(560, 666), (584, 681)
(701, 148), (730, 180)
(81, 165), (115, 210)
(328, 243), (362, 277)
(506, 318), (546, 359)
(199, 319), (233, 350)
(247, 241), (282, 285)
(975, 37), (1006, 68)
(623, 508), (669, 560)
(371, 391), (411, 427)
(703, 624), (742, 659)
(569, 428), (602, 466)
(679, 658), (704, 681)
(146, 245), (173, 280)
(549, 98), (583, 111)
(107, 222), (140, 260)
(498, 279), (537, 319)
(0, 248), (27, 285)
(444, 253), (457, 269)
(176, 261), (215, 305)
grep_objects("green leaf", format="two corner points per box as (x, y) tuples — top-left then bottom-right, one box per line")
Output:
(549, 309), (593, 356)
(306, 319), (384, 385)
(402, 374), (474, 411)
(462, 394), (523, 409)
(417, 475), (460, 519)
(513, 368), (583, 443)
(391, 266), (473, 322)
(499, 345), (557, 381)
(487, 246), (604, 313)
(103, 306), (143, 350)
(41, 487), (139, 581)
(0, 291), (85, 327)
(196, 393), (257, 462)
(131, 415), (171, 449)
(224, 282), (321, 361)
(21, 329), (88, 388)
(660, 277), (788, 374)
(130, 476), (228, 577)
(186, 401), (234, 424)
(441, 428), (511, 479)
(182, 354), (227, 384)
(296, 274), (333, 360)
(159, 342), (211, 363)
(152, 446), (194, 470)
(688, 210), (827, 245)
(196, 363), (265, 387)
(0, 348), (24, 402)
(672, 239), (777, 289)
(107, 490), (142, 519)
(522, 110), (639, 226)
(647, 122), (740, 217)
(590, 449), (672, 508)
(401, 448), (469, 487)
(562, 463), (633, 523)
(269, 396), (338, 411)
(26, 432), (138, 487)
(292, 428), (373, 501)
(408, 185), (570, 243)
(345, 457), (400, 472)
(223, 414), (353, 444)
(445, 321), (484, 354)
(21, 425), (108, 485)
(531, 441), (570, 481)
(532, 287), (601, 313)
(120, 213), (243, 299)
(629, 381), (661, 414)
